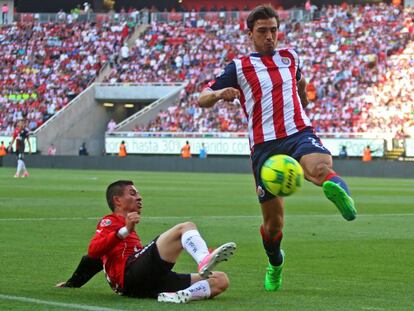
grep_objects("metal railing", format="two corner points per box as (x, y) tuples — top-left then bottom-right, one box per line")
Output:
(14, 12), (149, 24)
(13, 9), (311, 25)
(105, 131), (394, 140)
(151, 9), (311, 23)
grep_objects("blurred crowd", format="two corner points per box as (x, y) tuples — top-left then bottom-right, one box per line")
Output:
(132, 3), (414, 138)
(0, 3), (413, 139)
(301, 3), (414, 137)
(0, 20), (128, 133)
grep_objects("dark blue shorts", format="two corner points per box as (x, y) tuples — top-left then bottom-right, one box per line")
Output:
(251, 128), (331, 203)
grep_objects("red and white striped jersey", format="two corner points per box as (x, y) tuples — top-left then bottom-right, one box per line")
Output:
(207, 48), (312, 148)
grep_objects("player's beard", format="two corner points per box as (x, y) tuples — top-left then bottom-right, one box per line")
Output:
(263, 42), (275, 55)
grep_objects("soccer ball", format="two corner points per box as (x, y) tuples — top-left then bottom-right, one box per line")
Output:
(260, 154), (304, 197)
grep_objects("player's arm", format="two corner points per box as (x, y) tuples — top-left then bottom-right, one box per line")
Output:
(297, 73), (309, 109)
(88, 213), (140, 258)
(199, 88), (241, 108)
(26, 134), (32, 154)
(10, 132), (16, 147)
(88, 224), (125, 258)
(293, 50), (309, 109)
(198, 61), (239, 108)
(56, 255), (103, 288)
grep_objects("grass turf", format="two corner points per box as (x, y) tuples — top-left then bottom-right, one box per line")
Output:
(0, 167), (413, 310)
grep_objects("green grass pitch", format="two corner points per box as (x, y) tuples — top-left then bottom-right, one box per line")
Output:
(0, 167), (413, 311)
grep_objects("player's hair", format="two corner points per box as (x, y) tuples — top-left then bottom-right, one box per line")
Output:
(106, 180), (134, 211)
(247, 5), (280, 31)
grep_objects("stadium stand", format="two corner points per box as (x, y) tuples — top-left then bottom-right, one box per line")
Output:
(109, 3), (414, 138)
(0, 18), (132, 134)
(0, 3), (413, 143)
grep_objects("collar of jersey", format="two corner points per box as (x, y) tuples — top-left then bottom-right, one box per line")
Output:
(250, 51), (276, 57)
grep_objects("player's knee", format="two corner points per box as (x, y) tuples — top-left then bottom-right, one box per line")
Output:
(216, 272), (230, 291)
(308, 162), (331, 185)
(210, 271), (229, 294)
(177, 221), (197, 233)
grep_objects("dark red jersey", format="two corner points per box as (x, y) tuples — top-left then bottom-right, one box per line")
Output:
(88, 214), (143, 292)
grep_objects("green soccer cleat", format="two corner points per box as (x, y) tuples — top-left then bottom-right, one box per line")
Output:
(264, 250), (284, 292)
(322, 181), (357, 221)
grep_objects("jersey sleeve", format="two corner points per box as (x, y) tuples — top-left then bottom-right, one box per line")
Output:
(296, 68), (302, 81)
(291, 49), (302, 81)
(88, 217), (123, 259)
(64, 255), (103, 288)
(206, 61), (238, 91)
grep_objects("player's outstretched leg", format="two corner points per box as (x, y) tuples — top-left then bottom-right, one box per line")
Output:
(264, 249), (284, 291)
(158, 277), (218, 304)
(181, 228), (236, 278)
(322, 173), (357, 221)
(198, 242), (236, 278)
(157, 290), (191, 304)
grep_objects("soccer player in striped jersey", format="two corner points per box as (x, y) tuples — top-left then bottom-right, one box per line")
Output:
(198, 4), (357, 292)
(11, 120), (31, 178)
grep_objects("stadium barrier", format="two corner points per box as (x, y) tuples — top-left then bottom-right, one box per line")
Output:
(13, 9), (311, 25)
(105, 132), (386, 157)
(405, 139), (414, 157)
(151, 9), (310, 23)
(2, 155), (414, 178)
(95, 82), (187, 102)
(0, 135), (37, 153)
(14, 12), (149, 24)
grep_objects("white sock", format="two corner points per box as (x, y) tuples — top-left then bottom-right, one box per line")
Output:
(21, 161), (27, 172)
(181, 229), (210, 264)
(17, 159), (24, 175)
(182, 280), (211, 301)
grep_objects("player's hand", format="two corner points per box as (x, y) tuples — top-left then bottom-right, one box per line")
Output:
(125, 212), (140, 232)
(217, 87), (240, 102)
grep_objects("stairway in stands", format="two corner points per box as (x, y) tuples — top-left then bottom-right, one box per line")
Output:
(384, 147), (405, 160)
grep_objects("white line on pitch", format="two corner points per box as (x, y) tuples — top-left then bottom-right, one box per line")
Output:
(0, 214), (413, 222)
(0, 294), (125, 311)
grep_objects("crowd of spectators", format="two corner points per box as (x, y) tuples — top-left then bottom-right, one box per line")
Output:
(351, 42), (414, 138)
(128, 3), (413, 138)
(106, 17), (251, 132)
(0, 19), (129, 134)
(0, 3), (413, 139)
(301, 3), (413, 137)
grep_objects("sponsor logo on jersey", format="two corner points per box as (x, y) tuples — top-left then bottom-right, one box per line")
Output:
(256, 185), (265, 198)
(100, 218), (112, 227)
(281, 57), (291, 65)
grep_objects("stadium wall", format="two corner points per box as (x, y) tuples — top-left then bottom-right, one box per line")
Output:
(34, 84), (108, 156)
(2, 155), (414, 178)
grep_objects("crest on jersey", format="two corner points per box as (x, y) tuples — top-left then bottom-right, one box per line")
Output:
(100, 218), (112, 227)
(281, 57), (291, 66)
(256, 185), (265, 198)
